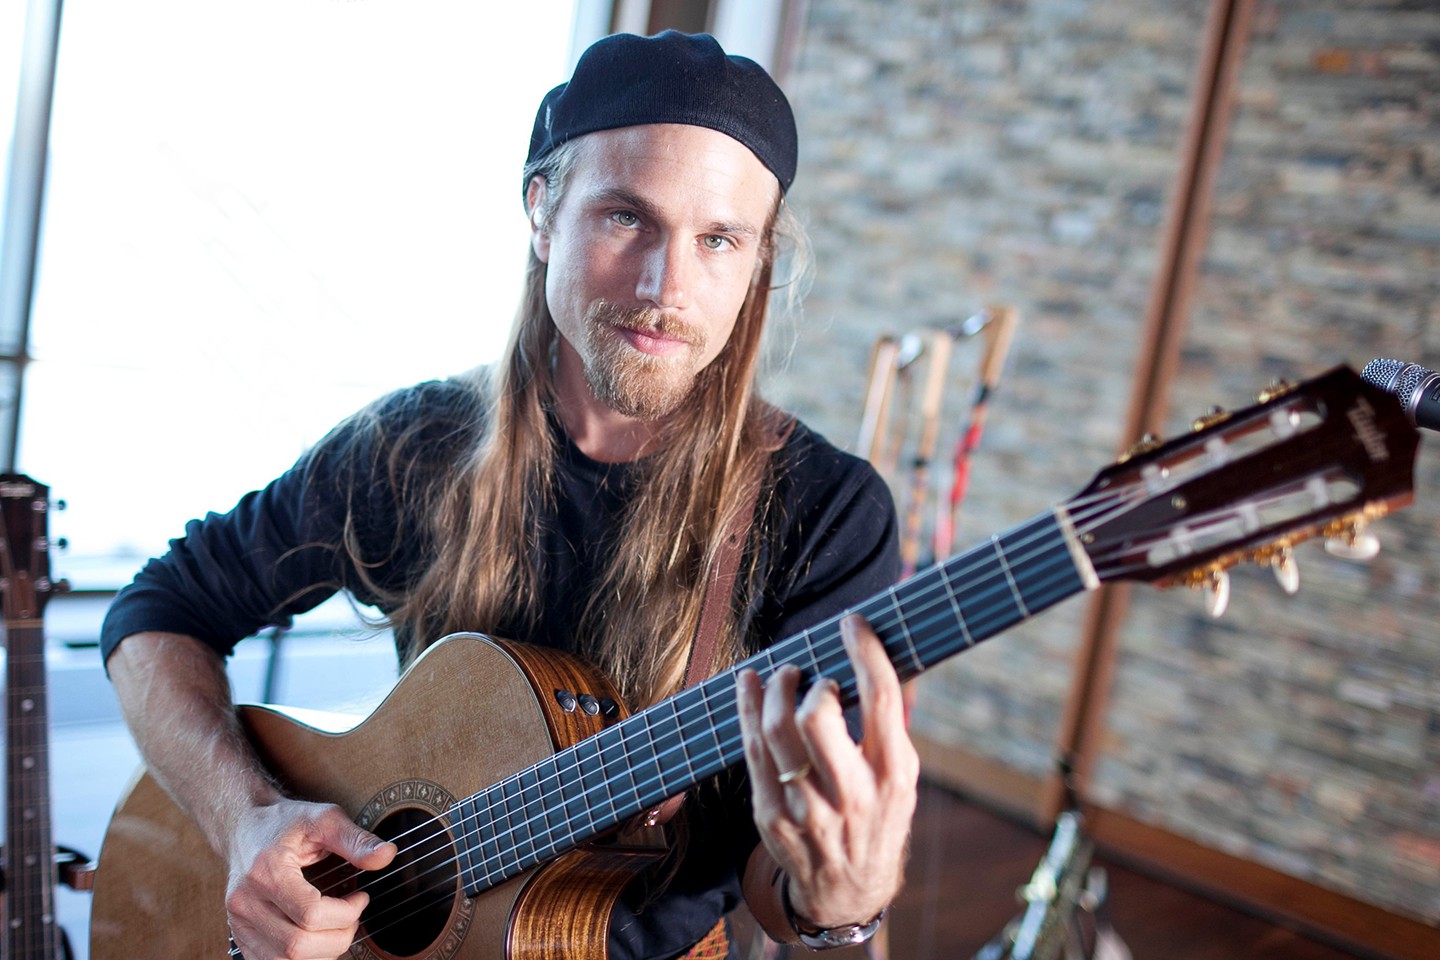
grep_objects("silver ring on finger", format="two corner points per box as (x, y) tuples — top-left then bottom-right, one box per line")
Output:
(777, 761), (812, 785)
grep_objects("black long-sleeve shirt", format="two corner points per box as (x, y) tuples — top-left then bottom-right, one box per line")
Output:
(102, 378), (900, 960)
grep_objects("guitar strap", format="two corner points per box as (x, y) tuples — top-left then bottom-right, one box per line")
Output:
(686, 417), (792, 686)
(670, 477), (764, 960)
(685, 477), (761, 689)
(662, 431), (786, 960)
(640, 468), (766, 833)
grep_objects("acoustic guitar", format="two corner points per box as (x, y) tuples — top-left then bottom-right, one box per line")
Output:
(88, 367), (1418, 959)
(1, 475), (85, 959)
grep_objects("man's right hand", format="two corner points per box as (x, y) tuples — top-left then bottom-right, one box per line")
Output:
(225, 797), (396, 960)
(108, 632), (398, 960)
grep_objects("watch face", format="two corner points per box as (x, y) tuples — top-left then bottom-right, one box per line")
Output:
(794, 910), (888, 950)
(797, 919), (880, 949)
(781, 877), (887, 950)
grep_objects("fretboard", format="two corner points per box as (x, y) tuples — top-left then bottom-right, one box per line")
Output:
(449, 509), (1091, 896)
(4, 621), (62, 960)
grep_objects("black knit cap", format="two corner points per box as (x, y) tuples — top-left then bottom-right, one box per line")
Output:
(526, 31), (798, 195)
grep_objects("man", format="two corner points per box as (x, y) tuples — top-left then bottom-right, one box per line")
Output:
(102, 31), (917, 960)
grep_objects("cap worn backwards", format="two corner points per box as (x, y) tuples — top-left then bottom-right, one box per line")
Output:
(525, 31), (798, 196)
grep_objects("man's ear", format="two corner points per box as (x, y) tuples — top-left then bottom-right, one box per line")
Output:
(526, 176), (551, 263)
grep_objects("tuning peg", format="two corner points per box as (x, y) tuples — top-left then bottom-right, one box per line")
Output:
(1325, 523), (1380, 561)
(1205, 569), (1230, 618)
(1257, 379), (1295, 404)
(1118, 433), (1163, 463)
(1270, 547), (1300, 595)
(1192, 407), (1230, 432)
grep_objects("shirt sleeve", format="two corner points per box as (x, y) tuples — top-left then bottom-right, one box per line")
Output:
(99, 436), (353, 666)
(749, 426), (903, 651)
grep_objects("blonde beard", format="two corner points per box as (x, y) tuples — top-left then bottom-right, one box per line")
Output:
(581, 301), (709, 420)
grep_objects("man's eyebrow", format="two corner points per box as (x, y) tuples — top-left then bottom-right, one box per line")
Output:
(587, 187), (762, 238)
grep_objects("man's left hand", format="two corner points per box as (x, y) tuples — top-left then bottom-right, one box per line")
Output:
(736, 613), (919, 931)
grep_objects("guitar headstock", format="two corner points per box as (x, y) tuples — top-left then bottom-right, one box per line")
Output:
(0, 474), (61, 622)
(1069, 367), (1418, 607)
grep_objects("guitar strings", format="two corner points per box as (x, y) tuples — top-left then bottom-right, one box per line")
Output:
(308, 486), (1129, 895)
(222, 399), (1335, 954)
(311, 490), (1158, 950)
(312, 482), (1142, 889)
(305, 466), (1316, 952)
(335, 472), (1326, 955)
(337, 562), (1106, 948)
(311, 487), (1139, 938)
(275, 500), (1117, 955)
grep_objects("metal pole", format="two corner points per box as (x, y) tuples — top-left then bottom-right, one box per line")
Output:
(0, 0), (64, 472)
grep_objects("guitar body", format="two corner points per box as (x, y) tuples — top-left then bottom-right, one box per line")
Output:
(89, 633), (666, 960)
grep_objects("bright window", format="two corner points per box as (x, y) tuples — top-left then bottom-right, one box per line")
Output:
(21, 1), (576, 588)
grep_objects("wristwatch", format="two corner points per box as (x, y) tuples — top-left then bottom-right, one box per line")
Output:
(781, 876), (888, 950)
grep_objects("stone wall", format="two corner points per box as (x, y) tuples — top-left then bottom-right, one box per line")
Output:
(769, 0), (1208, 783)
(769, 0), (1440, 927)
(1094, 0), (1440, 925)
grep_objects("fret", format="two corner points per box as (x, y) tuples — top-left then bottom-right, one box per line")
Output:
(630, 707), (671, 804)
(990, 533), (1030, 618)
(496, 775), (527, 862)
(559, 758), (594, 832)
(676, 684), (726, 777)
(652, 698), (693, 797)
(998, 514), (1088, 620)
(448, 800), (480, 892)
(610, 719), (648, 814)
(889, 587), (924, 675)
(513, 767), (544, 864)
(799, 628), (823, 678)
(937, 565), (975, 650)
(452, 791), (495, 891)
(573, 736), (611, 823)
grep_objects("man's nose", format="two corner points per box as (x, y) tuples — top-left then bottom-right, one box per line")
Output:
(635, 236), (691, 310)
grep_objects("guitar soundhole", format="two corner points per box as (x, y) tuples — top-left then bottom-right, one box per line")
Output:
(361, 806), (458, 956)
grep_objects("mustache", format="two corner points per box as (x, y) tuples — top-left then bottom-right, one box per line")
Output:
(586, 301), (702, 346)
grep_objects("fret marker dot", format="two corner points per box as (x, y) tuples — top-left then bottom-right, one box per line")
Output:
(21, 698), (33, 711)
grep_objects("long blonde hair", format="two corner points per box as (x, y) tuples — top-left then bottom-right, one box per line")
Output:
(374, 139), (803, 708)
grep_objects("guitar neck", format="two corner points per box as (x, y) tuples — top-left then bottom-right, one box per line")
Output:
(450, 508), (1094, 896)
(5, 621), (62, 960)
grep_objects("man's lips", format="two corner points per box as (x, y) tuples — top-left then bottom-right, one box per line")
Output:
(613, 323), (694, 356)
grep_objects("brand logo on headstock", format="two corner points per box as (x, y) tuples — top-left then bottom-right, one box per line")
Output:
(1347, 398), (1390, 463)
(0, 481), (35, 498)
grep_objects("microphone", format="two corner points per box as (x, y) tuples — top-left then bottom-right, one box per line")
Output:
(1361, 358), (1440, 432)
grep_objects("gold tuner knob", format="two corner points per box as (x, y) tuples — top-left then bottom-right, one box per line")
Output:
(1205, 569), (1231, 619)
(1271, 547), (1300, 595)
(1192, 407), (1230, 432)
(1257, 379), (1295, 404)
(1325, 522), (1381, 561)
(1118, 433), (1163, 463)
